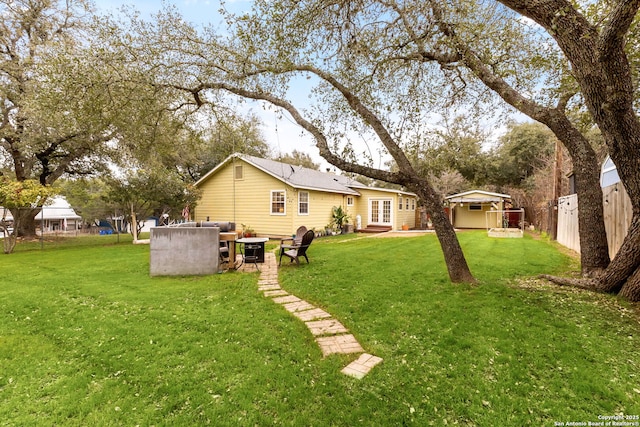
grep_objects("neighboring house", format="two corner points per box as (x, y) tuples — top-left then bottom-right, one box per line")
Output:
(1, 196), (82, 231)
(37, 196), (83, 232)
(194, 154), (418, 237)
(445, 190), (511, 229)
(600, 154), (621, 188)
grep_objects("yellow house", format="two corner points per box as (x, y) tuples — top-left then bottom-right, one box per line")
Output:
(445, 190), (511, 229)
(194, 154), (418, 237)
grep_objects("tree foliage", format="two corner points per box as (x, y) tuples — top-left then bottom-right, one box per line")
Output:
(491, 122), (556, 188)
(0, 0), (212, 237)
(275, 150), (320, 170)
(101, 170), (201, 237)
(0, 178), (55, 253)
(120, 3), (477, 283)
(44, 0), (640, 299)
(172, 113), (271, 182)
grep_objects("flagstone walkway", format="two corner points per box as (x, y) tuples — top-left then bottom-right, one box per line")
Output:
(239, 253), (383, 379)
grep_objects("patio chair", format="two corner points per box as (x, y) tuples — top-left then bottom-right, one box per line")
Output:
(280, 225), (307, 246)
(279, 229), (315, 265)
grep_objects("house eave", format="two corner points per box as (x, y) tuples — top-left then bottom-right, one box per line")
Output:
(445, 190), (511, 201)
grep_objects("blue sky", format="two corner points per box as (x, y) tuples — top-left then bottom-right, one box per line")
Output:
(99, 0), (235, 27)
(96, 1), (523, 171)
(98, 0), (324, 166)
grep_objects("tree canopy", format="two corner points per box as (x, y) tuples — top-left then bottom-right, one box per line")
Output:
(5, 0), (640, 299)
(275, 150), (320, 170)
(115, 0), (640, 298)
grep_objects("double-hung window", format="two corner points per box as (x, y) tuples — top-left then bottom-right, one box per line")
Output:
(298, 192), (309, 215)
(271, 190), (286, 215)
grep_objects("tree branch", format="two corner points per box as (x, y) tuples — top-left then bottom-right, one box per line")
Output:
(172, 81), (406, 184)
(599, 0), (640, 56)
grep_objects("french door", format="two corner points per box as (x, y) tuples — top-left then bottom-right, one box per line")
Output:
(369, 199), (392, 225)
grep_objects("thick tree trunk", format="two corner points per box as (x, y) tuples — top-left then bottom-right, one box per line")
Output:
(449, 23), (611, 275)
(413, 184), (476, 284)
(542, 212), (640, 302)
(618, 266), (640, 302)
(10, 207), (40, 238)
(570, 153), (611, 276)
(494, 1), (640, 299)
(594, 213), (640, 294)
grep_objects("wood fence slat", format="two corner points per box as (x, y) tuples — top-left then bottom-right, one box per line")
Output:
(557, 184), (631, 258)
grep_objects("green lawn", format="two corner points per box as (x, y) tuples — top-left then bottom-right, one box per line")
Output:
(1, 232), (638, 426)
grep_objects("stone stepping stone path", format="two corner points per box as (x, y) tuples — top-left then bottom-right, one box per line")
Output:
(253, 252), (383, 379)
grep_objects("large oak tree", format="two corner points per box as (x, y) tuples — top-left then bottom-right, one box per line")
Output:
(498, 0), (640, 301)
(117, 1), (640, 298)
(0, 0), (185, 236)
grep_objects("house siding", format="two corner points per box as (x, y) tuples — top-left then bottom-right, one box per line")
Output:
(290, 187), (344, 233)
(395, 197), (417, 230)
(454, 204), (493, 228)
(195, 155), (419, 235)
(352, 189), (417, 230)
(195, 159), (292, 236)
(449, 192), (505, 229)
(196, 159), (347, 237)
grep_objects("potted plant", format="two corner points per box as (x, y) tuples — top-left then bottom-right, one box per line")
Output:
(241, 224), (255, 237)
(331, 206), (351, 234)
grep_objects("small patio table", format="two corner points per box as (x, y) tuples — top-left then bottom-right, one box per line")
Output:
(236, 237), (269, 269)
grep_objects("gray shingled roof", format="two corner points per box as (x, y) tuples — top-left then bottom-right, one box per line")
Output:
(242, 154), (362, 195)
(196, 153), (416, 197)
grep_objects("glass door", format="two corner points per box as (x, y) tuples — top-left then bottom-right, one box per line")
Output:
(369, 199), (392, 225)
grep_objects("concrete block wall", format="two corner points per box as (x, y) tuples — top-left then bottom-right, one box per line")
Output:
(150, 227), (219, 276)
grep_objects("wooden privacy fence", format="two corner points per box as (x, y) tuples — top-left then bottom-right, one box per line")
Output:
(557, 193), (580, 253)
(557, 184), (632, 258)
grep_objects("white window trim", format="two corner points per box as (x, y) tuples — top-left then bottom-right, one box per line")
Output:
(271, 190), (286, 215)
(234, 164), (243, 180)
(369, 198), (394, 225)
(398, 196), (403, 210)
(346, 196), (354, 207)
(298, 191), (309, 215)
